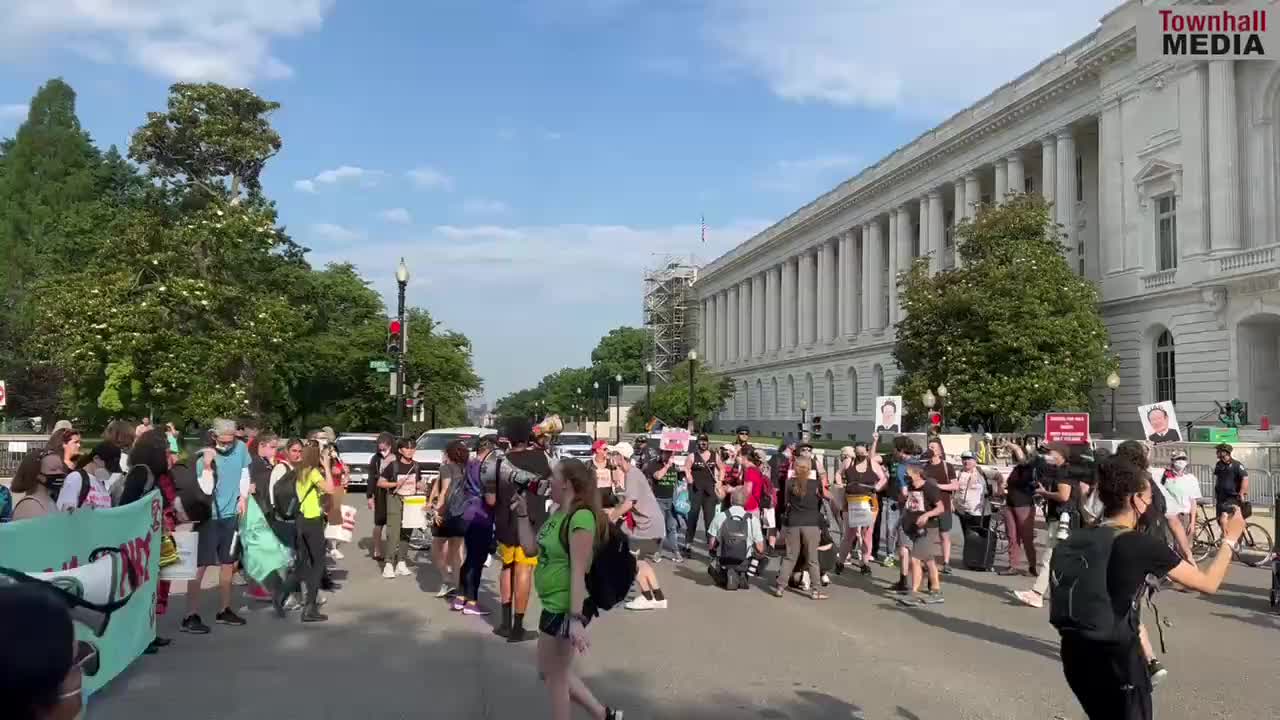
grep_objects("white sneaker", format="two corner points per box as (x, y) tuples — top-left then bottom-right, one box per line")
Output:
(232, 571), (248, 586)
(329, 548), (345, 560)
(382, 563), (396, 579)
(624, 596), (668, 611)
(436, 583), (455, 599)
(801, 571), (811, 591)
(395, 561), (411, 577)
(484, 554), (492, 568)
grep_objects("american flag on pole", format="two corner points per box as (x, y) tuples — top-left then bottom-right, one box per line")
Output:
(700, 214), (706, 243)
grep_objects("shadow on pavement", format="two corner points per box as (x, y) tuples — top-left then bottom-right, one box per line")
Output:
(879, 602), (1061, 662)
(90, 601), (881, 720)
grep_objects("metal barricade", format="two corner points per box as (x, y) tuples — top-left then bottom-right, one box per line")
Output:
(1, 435), (49, 481)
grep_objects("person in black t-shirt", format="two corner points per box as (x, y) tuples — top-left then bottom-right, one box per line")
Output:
(895, 459), (945, 605)
(1059, 458), (1246, 720)
(487, 420), (551, 643)
(366, 432), (395, 563)
(644, 451), (684, 562)
(998, 440), (1041, 576)
(1212, 443), (1250, 521)
(1013, 443), (1072, 608)
(681, 434), (720, 554)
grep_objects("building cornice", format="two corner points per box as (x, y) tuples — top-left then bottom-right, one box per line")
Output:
(699, 28), (1140, 287)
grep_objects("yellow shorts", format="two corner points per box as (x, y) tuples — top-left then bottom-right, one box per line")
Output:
(498, 543), (538, 567)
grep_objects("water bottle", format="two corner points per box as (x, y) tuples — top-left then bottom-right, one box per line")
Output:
(1057, 511), (1070, 540)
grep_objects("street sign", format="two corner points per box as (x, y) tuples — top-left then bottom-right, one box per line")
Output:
(0, 380), (6, 408)
(369, 360), (393, 372)
(1044, 413), (1090, 444)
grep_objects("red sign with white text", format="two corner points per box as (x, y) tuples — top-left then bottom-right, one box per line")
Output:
(1045, 413), (1091, 444)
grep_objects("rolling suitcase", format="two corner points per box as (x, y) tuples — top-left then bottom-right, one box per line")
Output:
(963, 525), (997, 571)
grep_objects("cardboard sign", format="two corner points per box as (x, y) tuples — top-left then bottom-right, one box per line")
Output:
(1044, 413), (1091, 444)
(659, 429), (691, 453)
(874, 395), (902, 434)
(1139, 400), (1183, 444)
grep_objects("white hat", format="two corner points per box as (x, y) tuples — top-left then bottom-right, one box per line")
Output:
(610, 442), (634, 460)
(52, 419), (74, 432)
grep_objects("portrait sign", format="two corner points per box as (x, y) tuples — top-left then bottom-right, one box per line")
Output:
(873, 395), (903, 434)
(1138, 400), (1183, 444)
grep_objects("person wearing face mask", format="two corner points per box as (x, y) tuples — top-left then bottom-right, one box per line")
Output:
(681, 434), (720, 556)
(0, 584), (88, 720)
(56, 444), (119, 511)
(1054, 457), (1245, 720)
(1012, 442), (1073, 609)
(838, 440), (886, 574)
(1159, 452), (1200, 562)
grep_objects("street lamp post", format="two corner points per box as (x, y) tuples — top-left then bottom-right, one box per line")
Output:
(593, 381), (600, 440)
(614, 373), (623, 442)
(645, 362), (653, 425)
(800, 397), (808, 441)
(395, 258), (409, 438)
(1106, 371), (1121, 435)
(577, 387), (583, 431)
(687, 351), (698, 431)
(936, 383), (948, 431)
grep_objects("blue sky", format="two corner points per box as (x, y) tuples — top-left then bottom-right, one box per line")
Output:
(0, 0), (1117, 401)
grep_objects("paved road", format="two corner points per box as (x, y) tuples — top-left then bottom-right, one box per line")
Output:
(92, 513), (1278, 720)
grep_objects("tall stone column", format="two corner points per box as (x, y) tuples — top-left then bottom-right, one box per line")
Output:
(747, 271), (757, 356)
(867, 219), (885, 330)
(918, 196), (931, 270)
(1007, 152), (1025, 196)
(797, 252), (813, 346)
(741, 279), (753, 360)
(827, 239), (839, 340)
(851, 229), (863, 334)
(700, 298), (711, 366)
(1056, 129), (1077, 271)
(896, 206), (915, 267)
(837, 233), (849, 337)
(1208, 59), (1242, 251)
(716, 291), (727, 367)
(964, 173), (980, 220)
(1041, 136), (1057, 212)
(764, 267), (777, 352)
(732, 284), (742, 361)
(887, 211), (900, 323)
(994, 159), (1008, 204)
(781, 259), (797, 349)
(816, 242), (830, 343)
(952, 179), (967, 268)
(928, 189), (945, 274)
(1099, 96), (1127, 272)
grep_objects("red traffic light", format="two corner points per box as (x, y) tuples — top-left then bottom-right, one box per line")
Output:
(389, 319), (402, 335)
(929, 411), (943, 426)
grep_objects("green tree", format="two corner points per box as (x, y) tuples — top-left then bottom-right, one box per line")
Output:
(893, 193), (1115, 432)
(635, 359), (732, 432)
(589, 326), (652, 387)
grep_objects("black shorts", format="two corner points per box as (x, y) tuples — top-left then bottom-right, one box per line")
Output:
(629, 537), (661, 557)
(539, 610), (591, 639)
(938, 510), (954, 533)
(196, 517), (238, 568)
(433, 515), (466, 538)
(372, 488), (388, 527)
(1061, 637), (1151, 720)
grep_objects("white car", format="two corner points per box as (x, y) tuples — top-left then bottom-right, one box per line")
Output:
(335, 433), (381, 490)
(553, 432), (595, 460)
(413, 426), (491, 487)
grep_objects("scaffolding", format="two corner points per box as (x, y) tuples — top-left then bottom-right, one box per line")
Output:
(643, 256), (699, 383)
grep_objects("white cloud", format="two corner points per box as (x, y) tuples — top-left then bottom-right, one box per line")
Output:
(407, 166), (455, 191)
(757, 153), (861, 193)
(310, 222), (367, 244)
(542, 130), (563, 141)
(0, 103), (29, 121)
(0, 0), (334, 85)
(378, 208), (412, 224)
(462, 198), (510, 215)
(707, 0), (1117, 114)
(294, 165), (384, 193)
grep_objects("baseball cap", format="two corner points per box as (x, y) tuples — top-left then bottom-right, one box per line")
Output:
(591, 439), (609, 453)
(1171, 450), (1189, 461)
(735, 425), (749, 434)
(610, 442), (634, 460)
(634, 435), (649, 444)
(960, 451), (975, 460)
(52, 420), (75, 433)
(1215, 443), (1233, 453)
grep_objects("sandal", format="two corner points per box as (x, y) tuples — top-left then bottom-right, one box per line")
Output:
(811, 590), (829, 600)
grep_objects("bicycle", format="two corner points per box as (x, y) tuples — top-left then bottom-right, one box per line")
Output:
(988, 499), (1009, 559)
(1190, 498), (1274, 567)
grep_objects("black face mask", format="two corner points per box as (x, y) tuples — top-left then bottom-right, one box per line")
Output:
(1133, 495), (1159, 530)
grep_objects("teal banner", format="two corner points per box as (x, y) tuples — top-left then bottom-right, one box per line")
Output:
(0, 491), (161, 696)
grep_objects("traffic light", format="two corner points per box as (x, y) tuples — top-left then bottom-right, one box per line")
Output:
(929, 411), (943, 430)
(387, 319), (403, 355)
(811, 416), (823, 434)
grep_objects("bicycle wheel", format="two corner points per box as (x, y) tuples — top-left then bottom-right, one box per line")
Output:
(1237, 522), (1274, 567)
(990, 513), (1009, 558)
(1191, 523), (1216, 563)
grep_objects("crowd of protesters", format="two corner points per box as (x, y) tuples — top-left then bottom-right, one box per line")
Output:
(4, 413), (1273, 720)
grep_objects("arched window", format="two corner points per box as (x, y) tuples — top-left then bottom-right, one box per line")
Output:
(755, 379), (763, 418)
(805, 373), (815, 412)
(873, 364), (885, 398)
(772, 378), (780, 416)
(788, 376), (796, 415)
(1155, 330), (1176, 403)
(825, 370), (835, 414)
(848, 367), (859, 415)
(742, 381), (750, 418)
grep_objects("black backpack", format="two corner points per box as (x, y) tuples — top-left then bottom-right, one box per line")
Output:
(718, 512), (750, 565)
(272, 468), (304, 521)
(560, 510), (638, 615)
(171, 461), (212, 523)
(1049, 526), (1136, 644)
